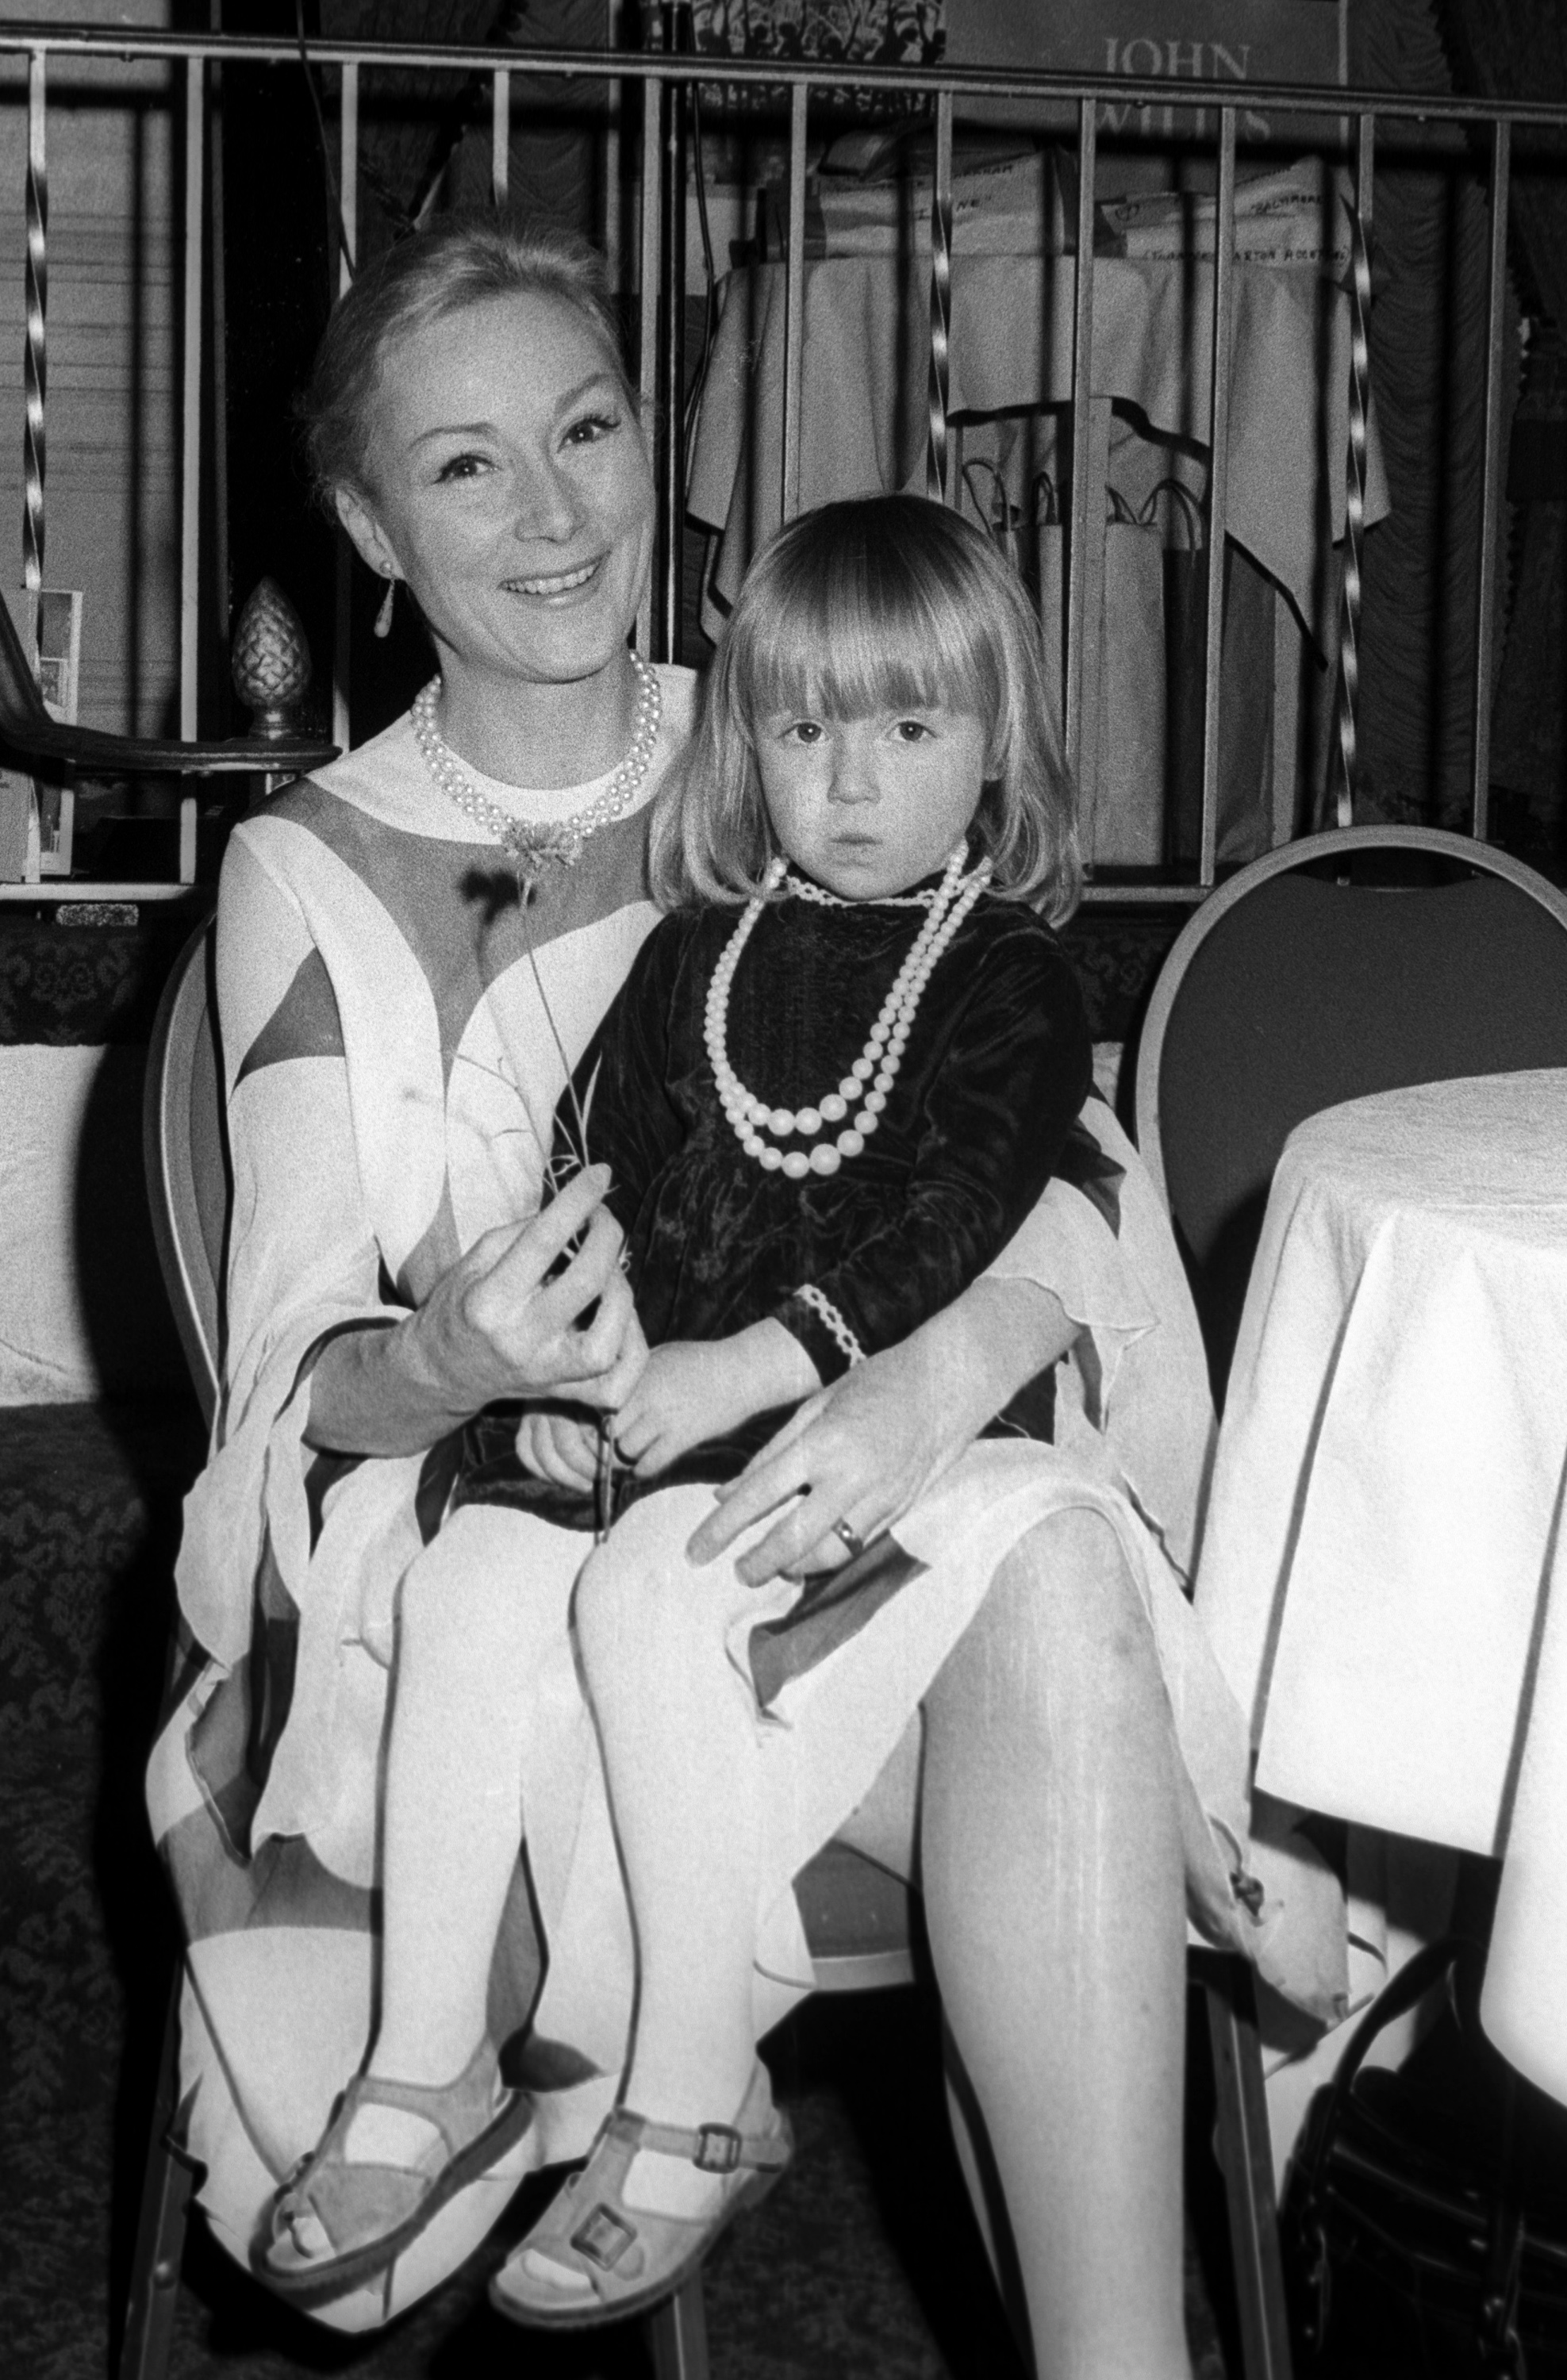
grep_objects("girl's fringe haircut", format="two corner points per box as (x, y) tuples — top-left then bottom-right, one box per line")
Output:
(649, 494), (1081, 924)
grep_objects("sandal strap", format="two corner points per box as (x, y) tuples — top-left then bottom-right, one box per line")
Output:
(334, 2036), (501, 2164)
(605, 2104), (790, 2176)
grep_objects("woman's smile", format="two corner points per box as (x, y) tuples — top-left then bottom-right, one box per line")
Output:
(344, 288), (655, 697)
(504, 556), (604, 599)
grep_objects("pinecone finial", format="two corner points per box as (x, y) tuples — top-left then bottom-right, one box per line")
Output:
(231, 578), (313, 738)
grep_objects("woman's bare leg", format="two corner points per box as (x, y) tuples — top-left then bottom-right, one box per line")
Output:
(919, 1507), (1192, 2380)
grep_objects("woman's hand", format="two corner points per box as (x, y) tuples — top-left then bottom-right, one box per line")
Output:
(688, 1279), (1081, 1584)
(307, 1165), (643, 1457)
(411, 1165), (633, 1410)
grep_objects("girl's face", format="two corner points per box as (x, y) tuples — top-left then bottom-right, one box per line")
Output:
(753, 702), (989, 900)
(338, 289), (654, 689)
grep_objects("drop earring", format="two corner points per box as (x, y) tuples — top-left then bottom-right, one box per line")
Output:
(374, 571), (396, 639)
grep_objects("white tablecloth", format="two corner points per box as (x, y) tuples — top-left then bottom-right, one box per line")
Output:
(1197, 1069), (1567, 2102)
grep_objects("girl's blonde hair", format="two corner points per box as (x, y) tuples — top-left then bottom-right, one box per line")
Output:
(650, 493), (1081, 923)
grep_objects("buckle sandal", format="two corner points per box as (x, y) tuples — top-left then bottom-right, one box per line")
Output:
(255, 2037), (534, 2303)
(490, 2067), (791, 2331)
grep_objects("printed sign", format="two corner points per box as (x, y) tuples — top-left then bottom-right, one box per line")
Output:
(947, 0), (1344, 142)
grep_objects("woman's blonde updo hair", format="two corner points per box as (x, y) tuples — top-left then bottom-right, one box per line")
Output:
(301, 213), (632, 509)
(650, 493), (1081, 924)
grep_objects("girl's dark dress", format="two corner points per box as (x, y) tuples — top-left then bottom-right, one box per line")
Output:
(457, 869), (1095, 1529)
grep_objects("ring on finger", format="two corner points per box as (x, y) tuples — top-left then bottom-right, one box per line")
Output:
(832, 1518), (866, 1560)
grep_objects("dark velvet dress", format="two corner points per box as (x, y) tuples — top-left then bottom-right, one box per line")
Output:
(456, 869), (1093, 1524)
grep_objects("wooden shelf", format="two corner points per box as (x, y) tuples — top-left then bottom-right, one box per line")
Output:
(0, 881), (213, 905)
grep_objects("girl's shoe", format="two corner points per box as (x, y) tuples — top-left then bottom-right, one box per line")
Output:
(255, 2038), (535, 2302)
(489, 2067), (791, 2330)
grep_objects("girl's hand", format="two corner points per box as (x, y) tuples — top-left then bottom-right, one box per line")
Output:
(687, 1280), (1081, 1584)
(613, 1321), (820, 1477)
(513, 1408), (603, 1489)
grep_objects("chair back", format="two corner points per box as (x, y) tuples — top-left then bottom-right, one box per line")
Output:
(1135, 827), (1567, 1396)
(142, 919), (225, 1430)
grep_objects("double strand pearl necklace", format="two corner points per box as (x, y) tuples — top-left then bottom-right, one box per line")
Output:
(410, 654), (662, 870)
(705, 845), (993, 1179)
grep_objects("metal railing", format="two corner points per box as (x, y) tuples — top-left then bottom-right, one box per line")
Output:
(1, 17), (1565, 900)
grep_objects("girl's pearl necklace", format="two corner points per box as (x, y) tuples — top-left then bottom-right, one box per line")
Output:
(409, 654), (662, 870)
(783, 873), (943, 910)
(705, 844), (993, 1179)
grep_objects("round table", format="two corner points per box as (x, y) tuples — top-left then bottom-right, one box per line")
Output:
(1196, 1068), (1567, 2104)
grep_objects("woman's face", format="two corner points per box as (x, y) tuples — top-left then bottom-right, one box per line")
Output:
(343, 288), (654, 688)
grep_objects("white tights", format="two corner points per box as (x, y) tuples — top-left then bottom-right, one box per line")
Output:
(367, 1501), (1195, 2380)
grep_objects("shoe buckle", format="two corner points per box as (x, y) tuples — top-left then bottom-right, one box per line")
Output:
(694, 2123), (743, 2175)
(572, 2202), (636, 2271)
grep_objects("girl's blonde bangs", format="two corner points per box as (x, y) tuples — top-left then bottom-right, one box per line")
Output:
(734, 539), (996, 729)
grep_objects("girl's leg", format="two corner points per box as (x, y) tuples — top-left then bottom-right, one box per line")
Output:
(569, 1498), (766, 2222)
(919, 1507), (1192, 2380)
(335, 1522), (570, 2175)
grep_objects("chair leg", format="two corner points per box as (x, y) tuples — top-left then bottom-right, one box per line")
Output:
(118, 1972), (194, 2380)
(1202, 1955), (1294, 2380)
(645, 2274), (711, 2380)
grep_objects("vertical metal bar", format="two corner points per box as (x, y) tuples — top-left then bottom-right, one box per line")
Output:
(660, 21), (688, 659)
(926, 87), (953, 501)
(1064, 96), (1097, 785)
(647, 2272), (712, 2378)
(1199, 106), (1237, 886)
(636, 67), (662, 658)
(1202, 1960), (1296, 2380)
(209, 24), (231, 723)
(338, 62), (358, 296)
(332, 61), (358, 755)
(117, 1976), (196, 2380)
(603, 0), (623, 291)
(179, 56), (204, 756)
(1330, 113), (1373, 831)
(1355, 110), (1375, 251)
(1073, 396), (1113, 857)
(780, 79), (808, 523)
(1472, 115), (1511, 841)
(22, 48), (45, 602)
(491, 66), (510, 209)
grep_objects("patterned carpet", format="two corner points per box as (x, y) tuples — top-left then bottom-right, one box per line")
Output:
(0, 1402), (1231, 2380)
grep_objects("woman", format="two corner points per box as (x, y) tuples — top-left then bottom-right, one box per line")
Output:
(148, 214), (1279, 2377)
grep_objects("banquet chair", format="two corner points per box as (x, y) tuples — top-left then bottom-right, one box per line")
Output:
(1134, 824), (1567, 1401)
(130, 920), (1294, 2380)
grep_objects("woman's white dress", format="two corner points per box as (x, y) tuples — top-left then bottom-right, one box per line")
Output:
(146, 672), (1300, 2328)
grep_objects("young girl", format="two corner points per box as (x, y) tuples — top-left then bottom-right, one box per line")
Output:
(477, 492), (1099, 2324)
(259, 490), (1104, 2313)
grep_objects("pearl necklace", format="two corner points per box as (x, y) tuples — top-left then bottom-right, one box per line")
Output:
(784, 872), (944, 910)
(705, 845), (993, 1178)
(409, 654), (662, 870)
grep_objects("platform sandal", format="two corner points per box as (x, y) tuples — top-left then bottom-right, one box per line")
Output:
(489, 2066), (791, 2330)
(255, 2037), (535, 2302)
